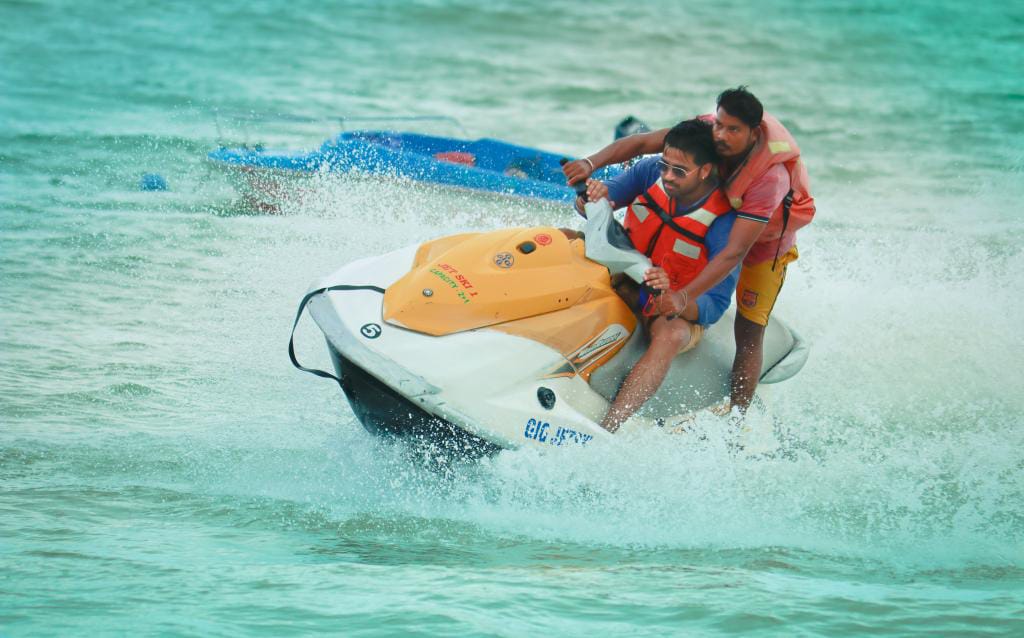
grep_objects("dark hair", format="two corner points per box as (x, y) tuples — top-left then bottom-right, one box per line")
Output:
(716, 86), (763, 129)
(663, 118), (718, 166)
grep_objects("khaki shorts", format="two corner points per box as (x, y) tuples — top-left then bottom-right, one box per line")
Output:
(677, 321), (703, 354)
(736, 246), (799, 326)
(644, 316), (704, 354)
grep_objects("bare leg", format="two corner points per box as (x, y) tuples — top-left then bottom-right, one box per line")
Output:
(600, 317), (691, 432)
(730, 314), (766, 412)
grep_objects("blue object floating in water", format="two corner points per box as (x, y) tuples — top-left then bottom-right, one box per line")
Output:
(207, 130), (623, 204)
(139, 173), (168, 191)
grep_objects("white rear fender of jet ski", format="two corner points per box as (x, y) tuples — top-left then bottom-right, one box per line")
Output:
(759, 318), (809, 384)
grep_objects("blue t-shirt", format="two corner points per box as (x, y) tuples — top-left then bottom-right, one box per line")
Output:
(604, 156), (739, 327)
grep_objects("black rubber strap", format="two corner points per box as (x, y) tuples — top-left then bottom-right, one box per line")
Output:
(771, 190), (795, 271)
(288, 284), (386, 385)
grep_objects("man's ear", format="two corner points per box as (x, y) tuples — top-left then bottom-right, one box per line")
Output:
(700, 164), (713, 181)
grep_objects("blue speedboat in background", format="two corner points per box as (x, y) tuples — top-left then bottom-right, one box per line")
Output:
(209, 130), (622, 210)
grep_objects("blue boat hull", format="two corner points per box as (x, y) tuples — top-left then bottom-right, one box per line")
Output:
(208, 130), (620, 204)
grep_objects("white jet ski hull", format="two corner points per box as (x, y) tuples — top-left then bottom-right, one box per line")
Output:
(301, 243), (808, 455)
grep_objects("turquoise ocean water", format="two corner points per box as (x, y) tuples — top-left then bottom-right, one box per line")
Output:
(2, 0), (1023, 634)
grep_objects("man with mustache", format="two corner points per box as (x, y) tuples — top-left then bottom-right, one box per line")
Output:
(576, 118), (740, 432)
(565, 87), (815, 413)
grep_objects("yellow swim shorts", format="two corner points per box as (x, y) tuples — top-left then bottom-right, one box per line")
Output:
(736, 246), (799, 327)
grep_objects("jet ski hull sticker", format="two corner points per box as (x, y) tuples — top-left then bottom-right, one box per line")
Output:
(428, 267), (474, 304)
(524, 418), (593, 447)
(360, 323), (382, 339)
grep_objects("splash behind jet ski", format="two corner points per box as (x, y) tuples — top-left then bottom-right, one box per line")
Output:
(210, 130), (622, 210)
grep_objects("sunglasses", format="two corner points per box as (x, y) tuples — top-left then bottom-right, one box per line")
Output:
(657, 159), (698, 178)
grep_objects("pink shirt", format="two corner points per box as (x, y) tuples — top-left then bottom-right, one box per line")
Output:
(728, 163), (796, 266)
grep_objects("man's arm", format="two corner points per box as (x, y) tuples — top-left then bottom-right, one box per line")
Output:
(672, 166), (791, 311)
(562, 129), (669, 185)
(691, 255), (742, 326)
(678, 217), (763, 306)
(648, 217), (762, 322)
(575, 156), (663, 216)
(648, 243), (744, 324)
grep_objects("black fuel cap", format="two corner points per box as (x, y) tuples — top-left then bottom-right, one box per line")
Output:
(537, 387), (556, 410)
(517, 241), (536, 254)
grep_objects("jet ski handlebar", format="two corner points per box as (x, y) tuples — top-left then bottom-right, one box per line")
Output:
(582, 198), (651, 285)
(559, 158), (589, 201)
(560, 158), (656, 289)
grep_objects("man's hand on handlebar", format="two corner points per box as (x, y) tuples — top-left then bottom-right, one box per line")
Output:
(574, 179), (610, 217)
(562, 158), (594, 185)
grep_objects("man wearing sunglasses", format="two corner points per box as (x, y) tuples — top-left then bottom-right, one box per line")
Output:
(565, 87), (815, 415)
(575, 118), (740, 432)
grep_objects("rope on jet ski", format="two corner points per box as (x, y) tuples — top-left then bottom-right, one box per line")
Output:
(288, 284), (385, 386)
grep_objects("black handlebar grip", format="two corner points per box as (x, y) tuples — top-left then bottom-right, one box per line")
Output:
(560, 158), (588, 201)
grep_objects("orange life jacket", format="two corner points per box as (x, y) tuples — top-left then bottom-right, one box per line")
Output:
(709, 112), (815, 247)
(624, 179), (732, 291)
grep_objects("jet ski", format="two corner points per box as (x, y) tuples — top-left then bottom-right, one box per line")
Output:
(289, 199), (809, 455)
